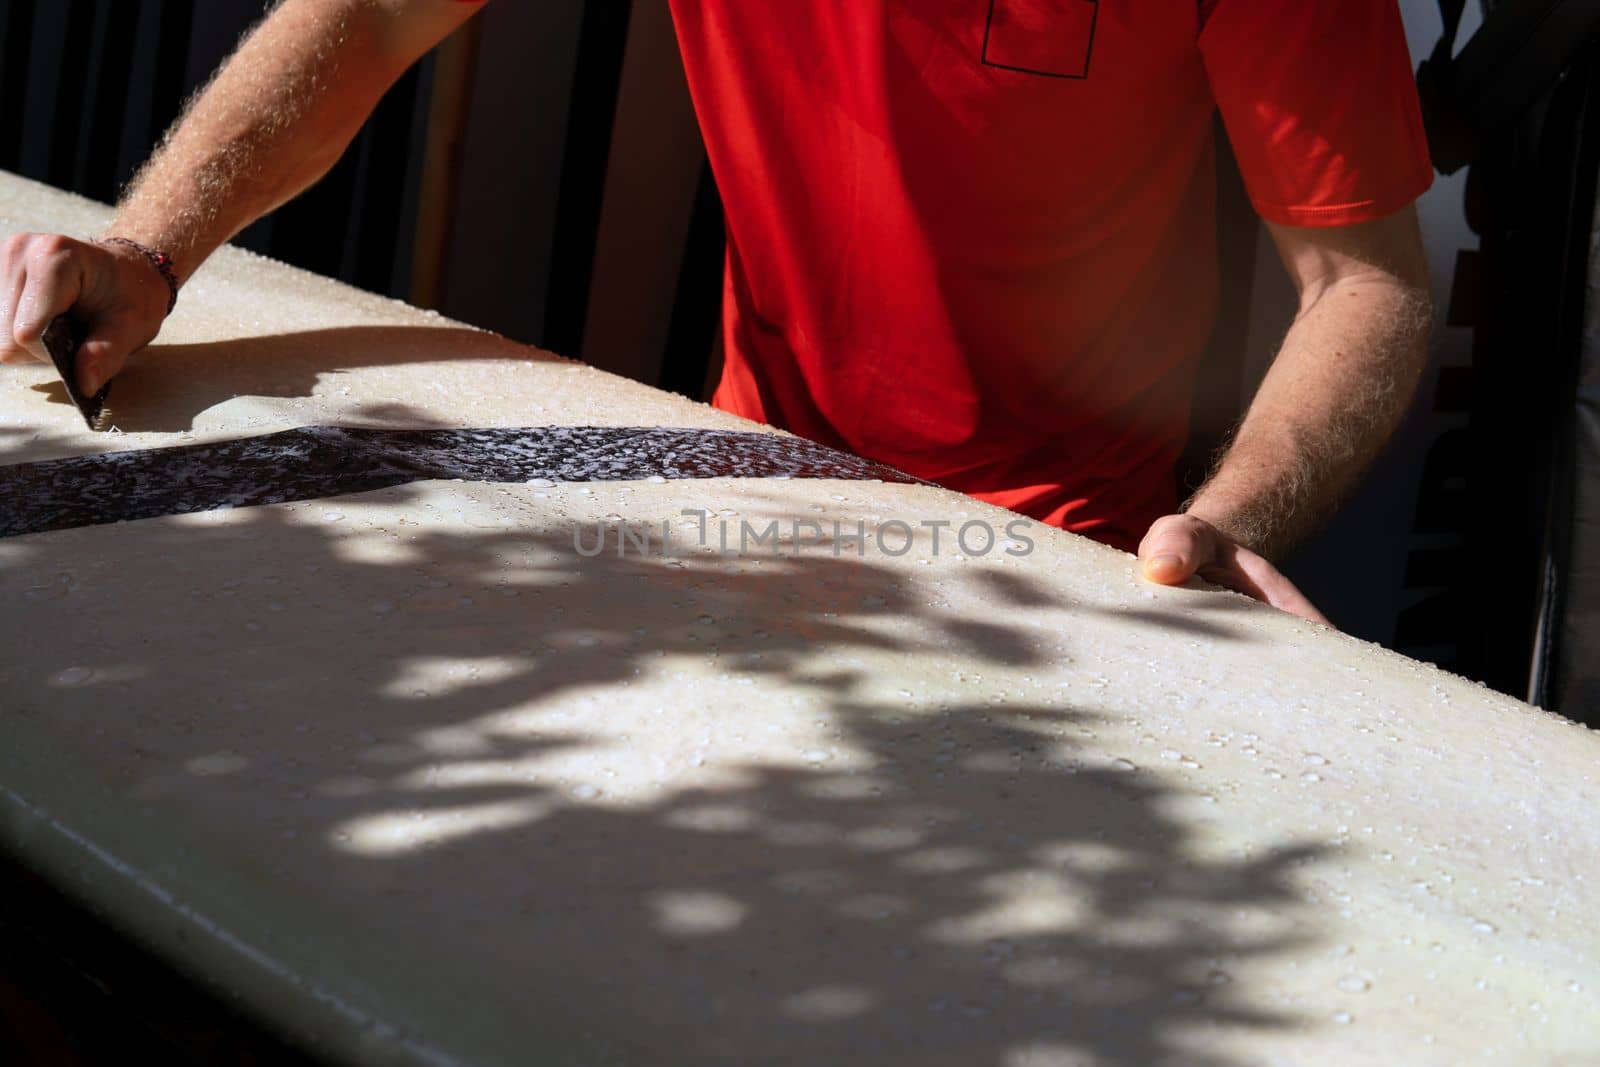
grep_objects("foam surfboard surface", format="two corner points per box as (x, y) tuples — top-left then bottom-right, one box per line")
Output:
(1, 171), (1597, 1066)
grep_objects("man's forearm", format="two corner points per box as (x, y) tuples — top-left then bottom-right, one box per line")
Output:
(108, 1), (421, 284)
(1184, 271), (1432, 561)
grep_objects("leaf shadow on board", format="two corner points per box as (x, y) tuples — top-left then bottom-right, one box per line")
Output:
(20, 324), (568, 435)
(0, 472), (1337, 1067)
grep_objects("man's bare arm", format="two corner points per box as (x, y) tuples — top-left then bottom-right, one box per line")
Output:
(1139, 206), (1433, 622)
(1187, 209), (1433, 556)
(114, 0), (483, 282)
(1, 0), (485, 393)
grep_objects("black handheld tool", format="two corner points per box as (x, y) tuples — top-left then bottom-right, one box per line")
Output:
(42, 315), (111, 431)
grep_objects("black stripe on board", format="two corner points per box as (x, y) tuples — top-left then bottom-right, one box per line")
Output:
(0, 425), (920, 539)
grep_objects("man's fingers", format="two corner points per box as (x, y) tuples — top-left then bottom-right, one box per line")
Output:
(0, 265), (32, 363)
(1225, 547), (1333, 626)
(0, 235), (165, 393)
(11, 242), (83, 363)
(1138, 512), (1335, 627)
(1138, 514), (1217, 585)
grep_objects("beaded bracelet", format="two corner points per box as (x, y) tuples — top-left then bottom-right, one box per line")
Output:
(97, 236), (180, 317)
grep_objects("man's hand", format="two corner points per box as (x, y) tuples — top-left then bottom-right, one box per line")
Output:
(0, 1), (485, 396)
(1138, 513), (1331, 625)
(0, 236), (171, 394)
(1141, 207), (1431, 624)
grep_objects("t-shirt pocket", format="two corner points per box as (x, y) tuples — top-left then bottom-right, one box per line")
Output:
(981, 0), (1098, 79)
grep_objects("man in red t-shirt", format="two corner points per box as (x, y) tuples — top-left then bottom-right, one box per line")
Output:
(0, 1), (1432, 625)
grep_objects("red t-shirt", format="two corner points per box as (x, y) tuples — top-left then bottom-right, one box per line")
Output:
(666, 0), (1433, 551)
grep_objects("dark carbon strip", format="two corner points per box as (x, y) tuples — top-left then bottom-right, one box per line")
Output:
(0, 425), (921, 539)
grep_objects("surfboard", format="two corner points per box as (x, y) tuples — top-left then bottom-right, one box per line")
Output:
(1, 170), (1596, 1066)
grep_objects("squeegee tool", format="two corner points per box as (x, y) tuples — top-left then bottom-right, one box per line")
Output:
(43, 315), (111, 432)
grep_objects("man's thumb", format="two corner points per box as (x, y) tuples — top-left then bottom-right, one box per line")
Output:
(74, 334), (132, 396)
(1141, 552), (1193, 584)
(1138, 516), (1209, 585)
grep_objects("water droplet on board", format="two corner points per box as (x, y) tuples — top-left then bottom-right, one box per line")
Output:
(525, 478), (556, 488)
(322, 511), (345, 523)
(570, 784), (600, 800)
(1337, 977), (1370, 993)
(1304, 753), (1329, 766)
(52, 666), (95, 686)
(1471, 919), (1498, 935)
(1331, 1011), (1354, 1025)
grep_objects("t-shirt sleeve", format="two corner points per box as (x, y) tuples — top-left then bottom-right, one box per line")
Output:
(1198, 0), (1434, 227)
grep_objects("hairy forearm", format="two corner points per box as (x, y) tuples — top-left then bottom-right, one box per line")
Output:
(108, 0), (407, 284)
(1184, 273), (1432, 561)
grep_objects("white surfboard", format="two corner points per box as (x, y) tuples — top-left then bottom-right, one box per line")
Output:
(1, 171), (1596, 1066)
